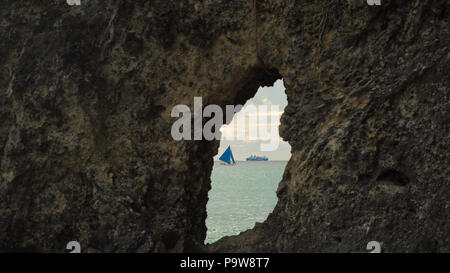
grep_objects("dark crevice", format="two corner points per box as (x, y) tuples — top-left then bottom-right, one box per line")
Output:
(231, 66), (281, 107)
(376, 169), (410, 186)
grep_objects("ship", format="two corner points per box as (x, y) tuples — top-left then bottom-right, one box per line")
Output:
(219, 146), (236, 165)
(246, 155), (268, 161)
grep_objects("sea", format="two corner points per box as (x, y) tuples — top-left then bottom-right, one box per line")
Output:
(205, 160), (288, 244)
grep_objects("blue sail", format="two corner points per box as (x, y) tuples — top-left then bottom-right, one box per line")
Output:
(219, 146), (235, 165)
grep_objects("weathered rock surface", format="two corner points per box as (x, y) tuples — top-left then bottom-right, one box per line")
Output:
(0, 0), (448, 252)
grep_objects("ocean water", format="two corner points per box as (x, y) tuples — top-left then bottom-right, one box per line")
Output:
(205, 161), (288, 244)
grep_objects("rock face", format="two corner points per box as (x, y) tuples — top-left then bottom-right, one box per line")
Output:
(0, 0), (448, 252)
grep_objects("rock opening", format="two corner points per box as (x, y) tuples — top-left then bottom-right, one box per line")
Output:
(205, 79), (291, 245)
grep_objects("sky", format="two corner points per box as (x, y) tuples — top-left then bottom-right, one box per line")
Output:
(214, 79), (292, 161)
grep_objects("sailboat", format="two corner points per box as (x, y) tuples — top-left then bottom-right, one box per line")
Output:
(219, 146), (236, 166)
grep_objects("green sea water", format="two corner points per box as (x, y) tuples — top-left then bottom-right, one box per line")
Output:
(205, 161), (288, 244)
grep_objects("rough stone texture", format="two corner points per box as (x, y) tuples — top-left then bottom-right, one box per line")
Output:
(0, 0), (448, 252)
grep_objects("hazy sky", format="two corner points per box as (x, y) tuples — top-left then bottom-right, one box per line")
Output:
(214, 79), (292, 161)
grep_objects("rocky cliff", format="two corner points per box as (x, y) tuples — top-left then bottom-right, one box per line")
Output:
(0, 0), (448, 252)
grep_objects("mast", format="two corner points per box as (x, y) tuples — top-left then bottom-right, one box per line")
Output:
(230, 147), (236, 164)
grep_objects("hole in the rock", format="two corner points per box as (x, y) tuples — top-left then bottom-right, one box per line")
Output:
(205, 79), (291, 244)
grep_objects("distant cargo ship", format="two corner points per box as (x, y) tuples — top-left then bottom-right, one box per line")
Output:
(246, 155), (268, 161)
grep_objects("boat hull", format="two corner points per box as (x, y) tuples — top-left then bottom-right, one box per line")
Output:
(246, 158), (268, 161)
